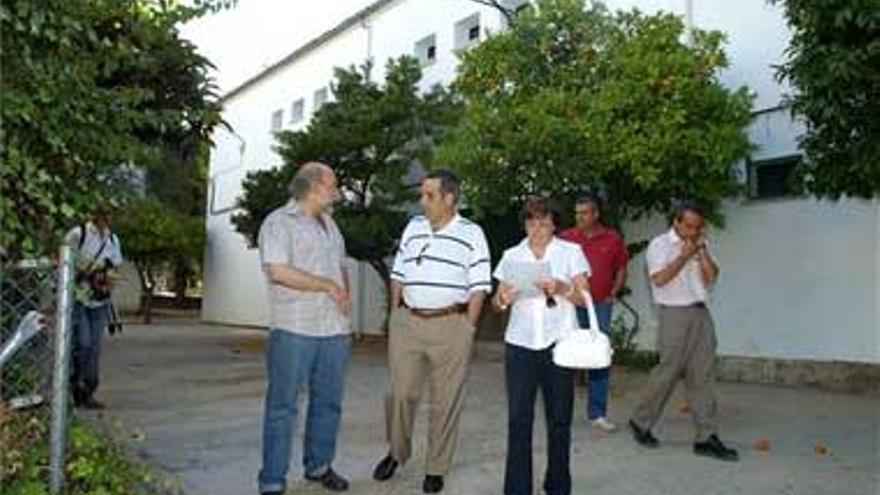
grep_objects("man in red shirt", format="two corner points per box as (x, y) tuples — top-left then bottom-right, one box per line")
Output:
(560, 195), (629, 431)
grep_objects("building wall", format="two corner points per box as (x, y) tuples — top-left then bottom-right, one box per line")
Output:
(203, 0), (879, 363)
(203, 0), (507, 330)
(623, 199), (879, 365)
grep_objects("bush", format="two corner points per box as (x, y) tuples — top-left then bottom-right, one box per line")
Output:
(609, 314), (659, 371)
(1, 405), (177, 495)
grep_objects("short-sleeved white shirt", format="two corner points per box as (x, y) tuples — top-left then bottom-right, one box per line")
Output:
(493, 237), (591, 350)
(65, 222), (124, 308)
(390, 214), (492, 309)
(645, 228), (716, 306)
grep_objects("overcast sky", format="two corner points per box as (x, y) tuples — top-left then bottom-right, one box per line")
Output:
(181, 0), (376, 95)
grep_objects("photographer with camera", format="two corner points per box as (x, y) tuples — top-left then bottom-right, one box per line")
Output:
(64, 206), (123, 409)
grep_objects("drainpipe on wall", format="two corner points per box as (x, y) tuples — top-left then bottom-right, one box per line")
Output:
(361, 18), (374, 82)
(684, 0), (694, 46)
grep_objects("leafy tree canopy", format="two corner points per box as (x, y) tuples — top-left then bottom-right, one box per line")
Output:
(232, 56), (459, 282)
(436, 0), (755, 225)
(1, 0), (224, 260)
(775, 0), (880, 199)
(113, 196), (204, 322)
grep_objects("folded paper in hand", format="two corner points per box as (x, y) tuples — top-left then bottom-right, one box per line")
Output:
(506, 261), (552, 297)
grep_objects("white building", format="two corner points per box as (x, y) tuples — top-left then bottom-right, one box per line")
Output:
(203, 0), (879, 377)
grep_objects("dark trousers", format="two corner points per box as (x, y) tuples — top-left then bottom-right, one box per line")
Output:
(504, 343), (574, 495)
(71, 303), (109, 401)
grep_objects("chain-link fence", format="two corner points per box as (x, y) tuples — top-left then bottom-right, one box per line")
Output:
(1, 247), (75, 494)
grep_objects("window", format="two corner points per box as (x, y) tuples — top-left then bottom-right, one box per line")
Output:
(468, 25), (480, 41)
(747, 155), (801, 199)
(454, 13), (481, 50)
(415, 34), (437, 66)
(313, 87), (329, 110)
(270, 109), (283, 131)
(290, 98), (305, 123)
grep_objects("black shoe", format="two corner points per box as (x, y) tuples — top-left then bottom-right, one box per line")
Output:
(259, 492), (283, 495)
(372, 455), (399, 481)
(694, 434), (740, 462)
(628, 420), (659, 448)
(422, 475), (444, 494)
(305, 467), (349, 491)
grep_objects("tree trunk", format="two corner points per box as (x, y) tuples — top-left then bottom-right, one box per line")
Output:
(172, 261), (189, 308)
(135, 263), (155, 324)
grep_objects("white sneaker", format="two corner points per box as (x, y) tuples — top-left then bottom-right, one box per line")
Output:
(591, 417), (617, 432)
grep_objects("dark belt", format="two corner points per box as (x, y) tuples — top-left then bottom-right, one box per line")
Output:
(659, 302), (706, 309)
(405, 303), (467, 319)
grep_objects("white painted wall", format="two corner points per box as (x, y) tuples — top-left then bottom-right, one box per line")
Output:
(623, 199), (879, 364)
(203, 0), (879, 362)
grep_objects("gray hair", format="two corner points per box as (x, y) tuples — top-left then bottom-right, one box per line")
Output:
(289, 162), (330, 200)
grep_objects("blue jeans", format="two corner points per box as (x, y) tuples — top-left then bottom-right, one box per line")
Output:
(504, 344), (574, 495)
(576, 302), (613, 419)
(71, 303), (109, 400)
(258, 330), (350, 494)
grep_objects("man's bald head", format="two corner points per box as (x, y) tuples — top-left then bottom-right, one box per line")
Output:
(290, 161), (333, 200)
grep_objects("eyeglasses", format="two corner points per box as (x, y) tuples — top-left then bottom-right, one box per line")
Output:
(416, 243), (430, 265)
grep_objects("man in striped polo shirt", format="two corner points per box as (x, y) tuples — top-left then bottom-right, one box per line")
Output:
(372, 169), (492, 494)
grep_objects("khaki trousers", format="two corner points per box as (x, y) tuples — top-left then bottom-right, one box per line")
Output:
(385, 307), (475, 475)
(631, 305), (719, 441)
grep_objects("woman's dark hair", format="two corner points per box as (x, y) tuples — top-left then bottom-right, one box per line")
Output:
(520, 196), (560, 226)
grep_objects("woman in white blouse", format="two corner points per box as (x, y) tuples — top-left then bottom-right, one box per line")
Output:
(492, 197), (591, 495)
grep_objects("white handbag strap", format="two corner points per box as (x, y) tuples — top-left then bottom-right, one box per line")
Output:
(580, 290), (601, 335)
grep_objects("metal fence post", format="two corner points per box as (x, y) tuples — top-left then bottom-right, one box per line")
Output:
(49, 245), (75, 495)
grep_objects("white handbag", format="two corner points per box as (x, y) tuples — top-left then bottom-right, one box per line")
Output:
(552, 291), (613, 370)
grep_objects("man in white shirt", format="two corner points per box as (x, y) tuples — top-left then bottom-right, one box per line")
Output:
(373, 170), (491, 494)
(628, 202), (739, 462)
(65, 207), (123, 409)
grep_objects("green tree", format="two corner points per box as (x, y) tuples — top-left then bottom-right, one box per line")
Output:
(774, 0), (880, 199)
(0, 0), (223, 261)
(232, 56), (459, 288)
(113, 198), (204, 323)
(436, 0), (754, 224)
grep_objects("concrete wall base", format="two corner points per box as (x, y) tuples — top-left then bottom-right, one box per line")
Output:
(718, 356), (880, 394)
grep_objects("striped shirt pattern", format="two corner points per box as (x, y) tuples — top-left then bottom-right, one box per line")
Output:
(391, 214), (492, 309)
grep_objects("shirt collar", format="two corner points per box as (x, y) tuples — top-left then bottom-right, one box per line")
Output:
(86, 221), (111, 239)
(430, 213), (461, 233)
(667, 227), (683, 244)
(517, 236), (561, 259)
(578, 225), (609, 240)
(284, 200), (317, 218)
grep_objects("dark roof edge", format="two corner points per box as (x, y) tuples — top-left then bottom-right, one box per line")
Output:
(221, 0), (398, 103)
